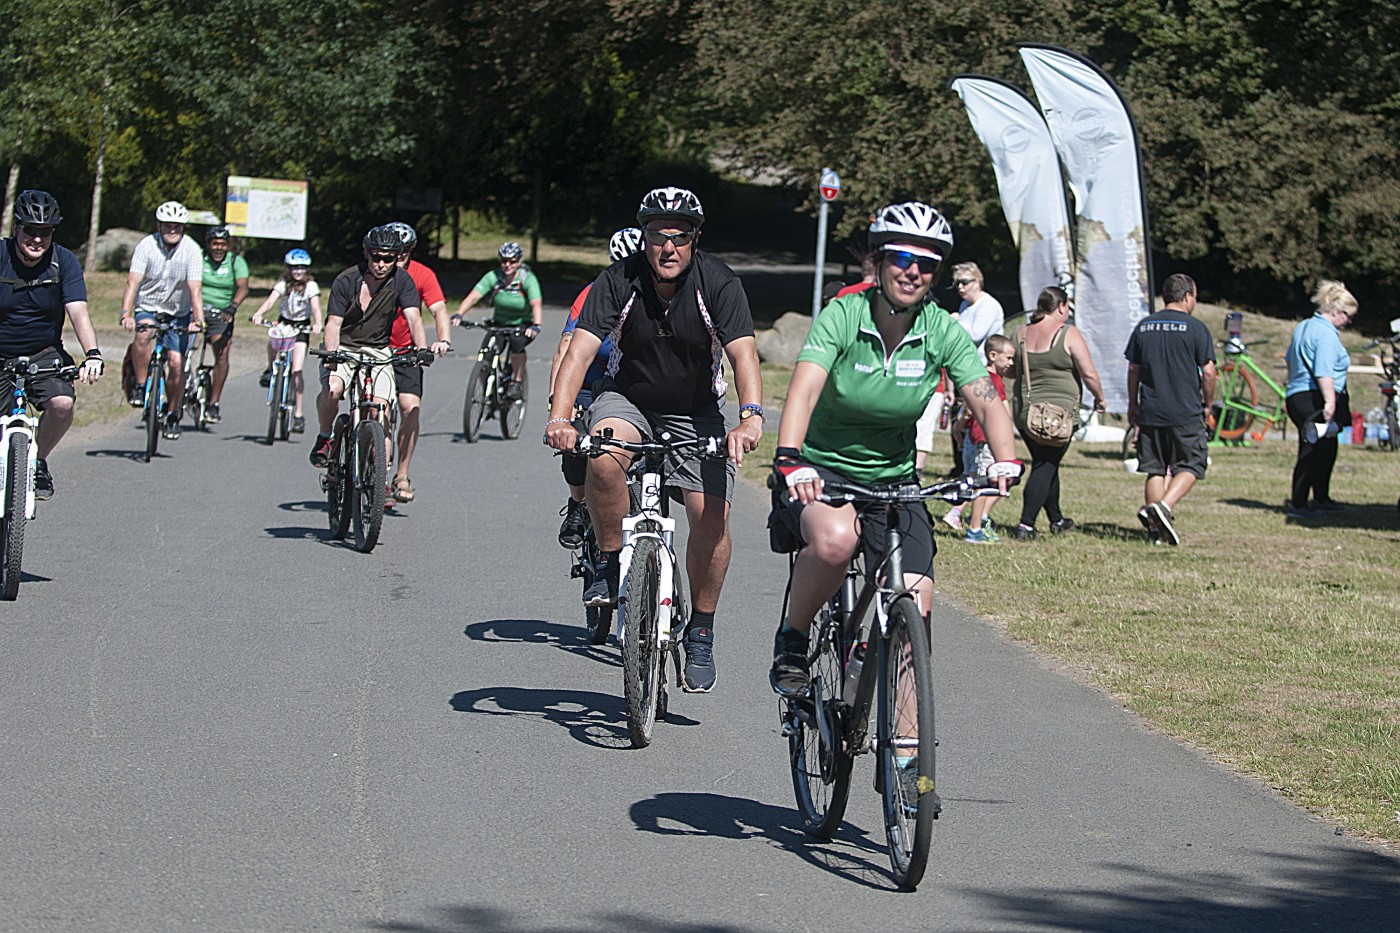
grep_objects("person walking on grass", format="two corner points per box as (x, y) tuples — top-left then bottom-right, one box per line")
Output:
(1124, 273), (1217, 546)
(962, 334), (1015, 544)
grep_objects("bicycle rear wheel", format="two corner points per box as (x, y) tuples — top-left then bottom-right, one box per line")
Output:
(327, 418), (353, 540)
(143, 369), (161, 462)
(463, 361), (488, 443)
(1, 434), (29, 601)
(582, 533), (613, 645)
(877, 596), (937, 890)
(500, 368), (527, 440)
(622, 536), (663, 748)
(266, 365), (283, 445)
(1213, 360), (1258, 441)
(1385, 402), (1399, 453)
(352, 420), (386, 552)
(193, 370), (212, 431)
(788, 606), (854, 838)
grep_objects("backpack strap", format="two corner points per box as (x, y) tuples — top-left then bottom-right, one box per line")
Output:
(0, 240), (61, 289)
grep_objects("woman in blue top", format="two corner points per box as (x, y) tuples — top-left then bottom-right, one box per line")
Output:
(1284, 279), (1357, 517)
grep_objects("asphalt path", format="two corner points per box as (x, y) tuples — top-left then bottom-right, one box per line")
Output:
(2, 305), (1398, 932)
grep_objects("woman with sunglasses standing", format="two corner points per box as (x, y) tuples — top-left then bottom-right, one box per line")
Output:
(452, 241), (543, 392)
(768, 202), (1023, 695)
(1283, 279), (1358, 519)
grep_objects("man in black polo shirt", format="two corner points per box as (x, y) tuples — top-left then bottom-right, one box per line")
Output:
(544, 187), (764, 693)
(1124, 272), (1217, 546)
(0, 191), (104, 499)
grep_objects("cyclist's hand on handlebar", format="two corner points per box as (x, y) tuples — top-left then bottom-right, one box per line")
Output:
(450, 313), (464, 327)
(121, 314), (135, 332)
(987, 459), (1023, 495)
(543, 418), (578, 452)
(415, 347), (435, 367)
(79, 354), (104, 384)
(773, 447), (823, 504)
(188, 318), (203, 333)
(430, 340), (451, 357)
(726, 417), (763, 466)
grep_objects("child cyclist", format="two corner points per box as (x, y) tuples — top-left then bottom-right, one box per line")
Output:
(962, 334), (1015, 543)
(250, 249), (322, 433)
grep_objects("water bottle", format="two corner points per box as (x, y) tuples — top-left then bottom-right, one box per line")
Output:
(841, 642), (867, 706)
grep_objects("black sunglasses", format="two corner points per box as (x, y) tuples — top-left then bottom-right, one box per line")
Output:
(885, 250), (940, 275)
(19, 224), (55, 238)
(954, 278), (975, 286)
(368, 252), (398, 263)
(644, 229), (696, 247)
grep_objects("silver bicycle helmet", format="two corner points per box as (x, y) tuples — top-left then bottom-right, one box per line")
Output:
(608, 227), (644, 262)
(868, 201), (953, 259)
(498, 241), (524, 261)
(386, 221), (417, 249)
(155, 201), (189, 223)
(636, 187), (704, 228)
(13, 190), (62, 226)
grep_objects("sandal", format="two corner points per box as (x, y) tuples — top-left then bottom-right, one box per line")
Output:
(393, 476), (415, 503)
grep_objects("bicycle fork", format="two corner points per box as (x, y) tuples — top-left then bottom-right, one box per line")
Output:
(0, 416), (37, 520)
(617, 511), (680, 648)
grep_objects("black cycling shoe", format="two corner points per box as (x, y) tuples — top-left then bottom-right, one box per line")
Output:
(259, 367), (272, 388)
(682, 626), (717, 693)
(33, 458), (53, 501)
(162, 413), (182, 440)
(582, 553), (619, 607)
(557, 498), (587, 549)
(309, 434), (333, 467)
(769, 627), (810, 696)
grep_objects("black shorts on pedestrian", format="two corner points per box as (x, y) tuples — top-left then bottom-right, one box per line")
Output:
(0, 346), (75, 406)
(393, 357), (424, 398)
(780, 463), (936, 579)
(1136, 420), (1209, 478)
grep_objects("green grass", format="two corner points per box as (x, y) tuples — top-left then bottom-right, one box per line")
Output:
(742, 303), (1400, 846)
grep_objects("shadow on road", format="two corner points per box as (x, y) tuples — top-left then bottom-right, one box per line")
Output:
(84, 449), (160, 462)
(629, 791), (892, 891)
(374, 905), (755, 933)
(956, 844), (1400, 932)
(448, 685), (647, 749)
(463, 617), (620, 667)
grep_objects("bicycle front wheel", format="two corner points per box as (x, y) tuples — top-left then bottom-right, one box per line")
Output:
(463, 361), (488, 443)
(327, 421), (353, 540)
(788, 606), (854, 838)
(1213, 360), (1258, 441)
(143, 370), (161, 462)
(622, 536), (663, 748)
(501, 368), (527, 440)
(193, 371), (212, 431)
(352, 420), (386, 552)
(877, 596), (937, 890)
(1, 434), (29, 601)
(265, 365), (282, 445)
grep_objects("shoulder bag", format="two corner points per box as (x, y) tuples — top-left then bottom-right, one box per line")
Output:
(1018, 327), (1074, 447)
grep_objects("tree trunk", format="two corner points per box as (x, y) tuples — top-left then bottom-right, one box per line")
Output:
(85, 66), (113, 275)
(3, 124), (25, 240)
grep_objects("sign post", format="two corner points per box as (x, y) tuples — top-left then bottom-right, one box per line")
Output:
(812, 168), (840, 318)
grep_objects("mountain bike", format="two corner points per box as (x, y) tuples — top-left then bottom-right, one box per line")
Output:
(777, 475), (1002, 890)
(0, 356), (77, 600)
(458, 320), (528, 442)
(261, 321), (312, 445)
(182, 327), (214, 432)
(309, 348), (405, 553)
(575, 430), (725, 747)
(1361, 333), (1399, 451)
(1210, 336), (1288, 445)
(134, 315), (183, 462)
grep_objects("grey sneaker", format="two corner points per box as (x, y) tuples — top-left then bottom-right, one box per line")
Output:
(682, 626), (716, 693)
(162, 413), (182, 440)
(582, 553), (619, 607)
(769, 627), (810, 696)
(1148, 500), (1178, 546)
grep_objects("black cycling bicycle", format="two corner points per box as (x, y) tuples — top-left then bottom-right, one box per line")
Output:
(777, 475), (1001, 890)
(458, 320), (528, 442)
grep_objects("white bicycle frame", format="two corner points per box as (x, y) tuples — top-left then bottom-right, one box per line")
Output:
(0, 405), (39, 521)
(616, 464), (680, 648)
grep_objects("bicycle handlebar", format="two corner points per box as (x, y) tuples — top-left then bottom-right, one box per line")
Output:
(0, 358), (78, 380)
(814, 477), (1004, 506)
(453, 318), (531, 334)
(574, 431), (725, 460)
(311, 346), (439, 368)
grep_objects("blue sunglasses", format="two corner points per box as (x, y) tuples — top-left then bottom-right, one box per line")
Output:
(884, 250), (940, 274)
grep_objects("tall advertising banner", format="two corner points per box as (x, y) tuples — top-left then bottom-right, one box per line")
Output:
(224, 176), (308, 240)
(1018, 44), (1153, 413)
(949, 75), (1074, 315)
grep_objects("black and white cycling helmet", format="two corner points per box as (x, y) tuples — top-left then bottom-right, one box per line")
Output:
(608, 227), (644, 262)
(386, 222), (417, 249)
(284, 248), (312, 266)
(498, 241), (524, 261)
(636, 187), (704, 229)
(14, 190), (62, 226)
(362, 225), (401, 252)
(205, 225), (232, 244)
(155, 201), (189, 224)
(868, 201), (953, 260)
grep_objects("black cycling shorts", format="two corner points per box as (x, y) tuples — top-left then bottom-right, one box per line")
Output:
(393, 357), (424, 398)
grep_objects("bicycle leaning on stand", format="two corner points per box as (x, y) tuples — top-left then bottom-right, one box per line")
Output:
(456, 319), (528, 442)
(0, 356), (77, 600)
(573, 429), (725, 748)
(776, 475), (1002, 890)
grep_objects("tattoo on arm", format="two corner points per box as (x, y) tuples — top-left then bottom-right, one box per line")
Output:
(965, 376), (999, 402)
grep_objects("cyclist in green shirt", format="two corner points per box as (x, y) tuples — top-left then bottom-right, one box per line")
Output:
(452, 241), (543, 393)
(200, 226), (249, 423)
(769, 202), (1022, 695)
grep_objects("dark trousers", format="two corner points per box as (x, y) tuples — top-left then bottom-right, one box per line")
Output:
(1286, 389), (1350, 507)
(1018, 437), (1070, 527)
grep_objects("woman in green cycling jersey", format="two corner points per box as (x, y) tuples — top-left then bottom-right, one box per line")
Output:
(453, 241), (543, 391)
(769, 201), (1022, 694)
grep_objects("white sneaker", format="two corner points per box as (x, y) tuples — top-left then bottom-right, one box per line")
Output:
(941, 506), (963, 532)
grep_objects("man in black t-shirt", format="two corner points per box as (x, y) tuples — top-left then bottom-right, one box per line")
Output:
(544, 187), (764, 694)
(309, 226), (425, 468)
(1124, 273), (1218, 546)
(0, 191), (104, 500)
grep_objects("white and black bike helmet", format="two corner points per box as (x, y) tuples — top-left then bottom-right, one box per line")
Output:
(636, 187), (704, 228)
(155, 201), (189, 224)
(868, 201), (953, 260)
(498, 241), (524, 261)
(362, 225), (402, 252)
(386, 222), (417, 250)
(608, 227), (644, 262)
(14, 190), (62, 226)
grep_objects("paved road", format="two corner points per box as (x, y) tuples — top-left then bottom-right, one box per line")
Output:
(3, 307), (1397, 932)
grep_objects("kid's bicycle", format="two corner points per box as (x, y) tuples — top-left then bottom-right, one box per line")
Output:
(574, 430), (725, 747)
(261, 321), (312, 445)
(457, 320), (528, 442)
(777, 475), (1001, 890)
(0, 356), (77, 600)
